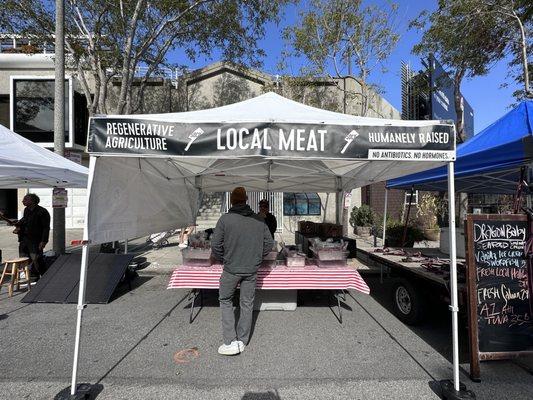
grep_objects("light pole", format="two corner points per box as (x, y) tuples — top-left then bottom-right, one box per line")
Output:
(53, 0), (66, 254)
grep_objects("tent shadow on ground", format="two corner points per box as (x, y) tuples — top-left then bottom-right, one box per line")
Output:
(0, 303), (31, 316)
(0, 290), (26, 303)
(108, 276), (153, 302)
(183, 289), (354, 342)
(428, 379), (444, 398)
(363, 274), (470, 364)
(94, 293), (190, 385)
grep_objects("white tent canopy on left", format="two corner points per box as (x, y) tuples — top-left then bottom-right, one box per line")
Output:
(0, 123), (88, 188)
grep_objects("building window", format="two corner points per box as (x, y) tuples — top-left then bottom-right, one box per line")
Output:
(12, 79), (69, 143)
(283, 193), (321, 216)
(404, 190), (418, 205)
(74, 91), (89, 146)
(0, 95), (9, 128)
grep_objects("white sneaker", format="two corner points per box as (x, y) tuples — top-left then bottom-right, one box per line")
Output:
(236, 340), (245, 353)
(218, 341), (240, 355)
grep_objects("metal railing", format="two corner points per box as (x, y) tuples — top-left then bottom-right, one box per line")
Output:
(224, 191), (284, 232)
(133, 66), (181, 80)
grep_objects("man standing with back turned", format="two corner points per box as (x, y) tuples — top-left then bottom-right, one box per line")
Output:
(211, 187), (274, 355)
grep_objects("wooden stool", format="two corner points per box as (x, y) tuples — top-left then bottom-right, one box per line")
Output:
(0, 257), (31, 297)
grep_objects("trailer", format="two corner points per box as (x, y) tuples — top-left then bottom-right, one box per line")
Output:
(356, 246), (467, 325)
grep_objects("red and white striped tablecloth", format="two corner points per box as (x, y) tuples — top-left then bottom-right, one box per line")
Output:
(167, 264), (370, 294)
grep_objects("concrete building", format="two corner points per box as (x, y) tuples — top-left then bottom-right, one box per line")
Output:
(0, 35), (89, 226)
(0, 35), (403, 240)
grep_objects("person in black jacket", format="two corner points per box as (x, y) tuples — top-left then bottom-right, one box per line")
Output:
(258, 199), (277, 239)
(10, 194), (50, 277)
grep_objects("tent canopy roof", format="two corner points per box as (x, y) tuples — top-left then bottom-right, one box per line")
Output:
(387, 100), (533, 194)
(87, 92), (456, 243)
(0, 124), (88, 188)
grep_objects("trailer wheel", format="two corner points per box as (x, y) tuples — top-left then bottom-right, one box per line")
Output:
(392, 279), (426, 325)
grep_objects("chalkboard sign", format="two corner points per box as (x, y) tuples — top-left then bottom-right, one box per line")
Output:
(466, 214), (533, 380)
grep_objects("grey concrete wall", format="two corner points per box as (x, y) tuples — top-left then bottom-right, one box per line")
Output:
(187, 70), (267, 111)
(0, 69), (56, 94)
(0, 58), (400, 119)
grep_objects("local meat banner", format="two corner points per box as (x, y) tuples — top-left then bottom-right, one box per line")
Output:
(88, 118), (455, 160)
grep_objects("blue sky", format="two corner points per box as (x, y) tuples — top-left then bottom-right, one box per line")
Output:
(170, 0), (521, 134)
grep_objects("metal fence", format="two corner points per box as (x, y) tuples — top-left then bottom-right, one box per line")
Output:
(224, 192), (284, 232)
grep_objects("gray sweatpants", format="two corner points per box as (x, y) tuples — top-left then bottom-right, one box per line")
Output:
(219, 270), (257, 346)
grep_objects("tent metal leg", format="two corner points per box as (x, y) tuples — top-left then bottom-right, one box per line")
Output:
(526, 162), (533, 208)
(381, 188), (389, 283)
(70, 241), (90, 396)
(382, 188), (388, 247)
(439, 161), (475, 399)
(67, 155), (96, 399)
(448, 161), (460, 391)
(335, 177), (342, 226)
(335, 191), (342, 225)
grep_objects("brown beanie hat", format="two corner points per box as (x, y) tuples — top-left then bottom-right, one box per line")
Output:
(230, 187), (247, 205)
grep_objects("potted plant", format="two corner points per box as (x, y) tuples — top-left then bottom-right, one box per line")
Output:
(416, 193), (440, 241)
(349, 205), (374, 236)
(385, 220), (425, 247)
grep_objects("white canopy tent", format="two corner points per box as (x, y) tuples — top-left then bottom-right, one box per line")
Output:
(0, 123), (88, 188)
(70, 93), (465, 396)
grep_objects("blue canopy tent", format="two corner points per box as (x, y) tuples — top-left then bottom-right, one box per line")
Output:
(387, 100), (533, 194)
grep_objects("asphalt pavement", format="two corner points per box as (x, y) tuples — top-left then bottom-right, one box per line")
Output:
(0, 226), (532, 399)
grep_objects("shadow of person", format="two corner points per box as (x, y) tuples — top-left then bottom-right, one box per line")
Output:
(241, 389), (281, 400)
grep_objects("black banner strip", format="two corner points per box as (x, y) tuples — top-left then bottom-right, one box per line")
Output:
(88, 118), (456, 159)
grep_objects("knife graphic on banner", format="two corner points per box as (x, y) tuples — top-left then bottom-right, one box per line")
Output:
(185, 128), (205, 151)
(340, 130), (359, 154)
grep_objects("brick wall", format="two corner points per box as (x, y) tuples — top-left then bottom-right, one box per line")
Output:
(362, 182), (410, 223)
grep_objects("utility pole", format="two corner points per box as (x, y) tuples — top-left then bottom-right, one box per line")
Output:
(53, 0), (66, 254)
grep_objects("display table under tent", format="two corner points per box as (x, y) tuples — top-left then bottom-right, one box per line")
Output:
(167, 263), (370, 323)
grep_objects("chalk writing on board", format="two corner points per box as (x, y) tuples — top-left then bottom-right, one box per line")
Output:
(472, 219), (532, 353)
(474, 223), (527, 242)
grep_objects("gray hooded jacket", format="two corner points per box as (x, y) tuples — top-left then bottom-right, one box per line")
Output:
(211, 204), (274, 275)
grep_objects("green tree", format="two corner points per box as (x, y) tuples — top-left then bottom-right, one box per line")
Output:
(283, 0), (400, 117)
(1, 0), (289, 115)
(477, 0), (532, 101)
(412, 0), (532, 141)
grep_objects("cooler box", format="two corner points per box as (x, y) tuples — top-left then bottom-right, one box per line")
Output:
(253, 289), (297, 311)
